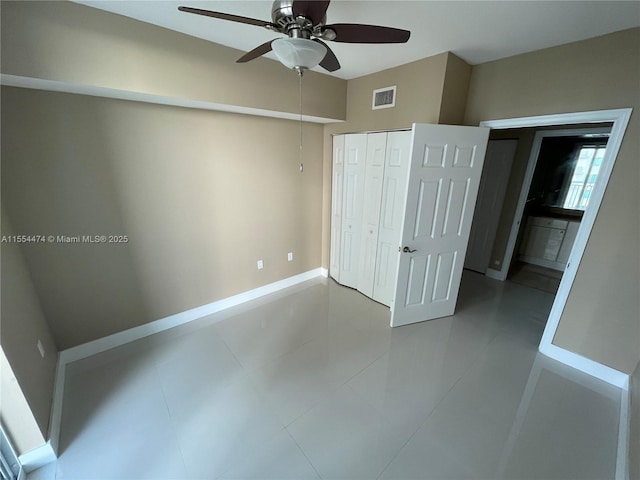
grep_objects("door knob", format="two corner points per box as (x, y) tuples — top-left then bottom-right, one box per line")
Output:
(402, 246), (417, 253)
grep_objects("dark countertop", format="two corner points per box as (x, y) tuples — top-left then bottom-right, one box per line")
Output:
(534, 206), (584, 221)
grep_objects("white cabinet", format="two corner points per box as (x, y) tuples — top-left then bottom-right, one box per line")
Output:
(557, 220), (580, 265)
(330, 131), (411, 306)
(520, 216), (580, 270)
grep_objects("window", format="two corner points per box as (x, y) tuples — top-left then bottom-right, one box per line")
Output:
(562, 146), (606, 210)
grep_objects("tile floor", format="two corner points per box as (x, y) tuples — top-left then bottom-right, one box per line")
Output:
(43, 271), (621, 479)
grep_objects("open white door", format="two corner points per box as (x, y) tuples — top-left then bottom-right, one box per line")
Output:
(391, 124), (490, 327)
(464, 139), (517, 273)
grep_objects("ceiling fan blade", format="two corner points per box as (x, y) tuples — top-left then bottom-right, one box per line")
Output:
(292, 0), (330, 25)
(325, 23), (410, 44)
(236, 40), (275, 63)
(313, 39), (340, 72)
(178, 6), (272, 28)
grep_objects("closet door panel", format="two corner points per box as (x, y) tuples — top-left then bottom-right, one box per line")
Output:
(330, 135), (345, 281)
(339, 134), (368, 289)
(357, 133), (387, 298)
(373, 131), (412, 306)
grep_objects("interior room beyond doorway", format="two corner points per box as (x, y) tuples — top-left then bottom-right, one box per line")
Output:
(466, 123), (613, 300)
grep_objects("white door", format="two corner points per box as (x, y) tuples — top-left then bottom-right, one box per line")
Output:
(357, 133), (387, 298)
(329, 135), (345, 282)
(391, 124), (490, 327)
(464, 139), (517, 273)
(373, 130), (412, 306)
(339, 134), (367, 289)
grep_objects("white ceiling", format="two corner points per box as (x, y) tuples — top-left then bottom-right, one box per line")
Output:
(74, 0), (640, 79)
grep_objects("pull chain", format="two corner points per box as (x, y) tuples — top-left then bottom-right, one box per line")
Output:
(298, 69), (303, 173)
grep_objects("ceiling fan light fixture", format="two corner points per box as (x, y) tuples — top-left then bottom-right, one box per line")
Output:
(272, 37), (326, 72)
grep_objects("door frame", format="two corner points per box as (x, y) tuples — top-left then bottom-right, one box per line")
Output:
(480, 108), (632, 388)
(486, 125), (613, 282)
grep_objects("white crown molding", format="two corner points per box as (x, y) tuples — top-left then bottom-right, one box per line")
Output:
(0, 74), (344, 124)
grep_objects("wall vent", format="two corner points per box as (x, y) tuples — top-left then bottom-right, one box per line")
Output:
(372, 85), (396, 110)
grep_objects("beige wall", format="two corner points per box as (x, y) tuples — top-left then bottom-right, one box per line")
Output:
(0, 0), (340, 350)
(0, 350), (46, 455)
(0, 1), (346, 121)
(2, 87), (324, 349)
(1, 211), (58, 443)
(321, 52), (471, 267)
(337, 53), (449, 134)
(465, 28), (640, 374)
(439, 53), (472, 126)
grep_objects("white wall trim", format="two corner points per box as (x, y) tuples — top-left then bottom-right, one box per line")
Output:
(47, 360), (65, 456)
(617, 382), (631, 480)
(536, 111), (632, 355)
(17, 441), (56, 473)
(47, 268), (324, 455)
(58, 268), (324, 365)
(498, 354), (630, 480)
(485, 267), (506, 281)
(479, 109), (631, 130)
(320, 267), (329, 278)
(479, 108), (633, 390)
(0, 74), (344, 124)
(539, 342), (629, 389)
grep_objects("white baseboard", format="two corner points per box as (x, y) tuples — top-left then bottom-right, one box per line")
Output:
(540, 343), (630, 480)
(320, 267), (328, 278)
(485, 267), (506, 281)
(48, 268), (324, 456)
(518, 255), (565, 272)
(58, 268), (323, 365)
(18, 442), (56, 473)
(539, 342), (629, 389)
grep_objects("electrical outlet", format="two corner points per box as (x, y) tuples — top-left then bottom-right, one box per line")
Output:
(37, 339), (45, 358)
(257, 260), (264, 270)
(287, 252), (293, 262)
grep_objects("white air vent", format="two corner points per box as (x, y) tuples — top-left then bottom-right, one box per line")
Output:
(372, 85), (396, 110)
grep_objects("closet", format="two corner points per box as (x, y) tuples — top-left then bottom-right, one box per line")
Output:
(330, 130), (412, 307)
(331, 124), (490, 327)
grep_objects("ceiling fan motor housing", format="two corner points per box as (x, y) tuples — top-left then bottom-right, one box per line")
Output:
(271, 0), (327, 38)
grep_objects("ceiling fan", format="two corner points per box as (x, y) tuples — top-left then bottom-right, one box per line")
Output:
(178, 0), (411, 74)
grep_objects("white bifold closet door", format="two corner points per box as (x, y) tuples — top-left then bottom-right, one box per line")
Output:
(371, 131), (412, 306)
(338, 134), (367, 289)
(331, 131), (411, 307)
(331, 124), (488, 326)
(329, 135), (344, 282)
(357, 132), (387, 299)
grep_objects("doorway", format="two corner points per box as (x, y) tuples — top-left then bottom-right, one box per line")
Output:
(479, 109), (632, 388)
(507, 126), (611, 295)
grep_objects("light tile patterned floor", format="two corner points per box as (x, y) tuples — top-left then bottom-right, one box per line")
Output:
(47, 271), (621, 479)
